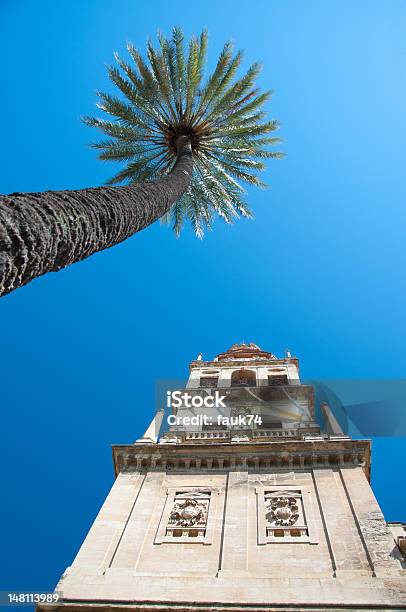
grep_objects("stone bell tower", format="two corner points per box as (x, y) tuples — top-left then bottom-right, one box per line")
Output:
(40, 343), (406, 612)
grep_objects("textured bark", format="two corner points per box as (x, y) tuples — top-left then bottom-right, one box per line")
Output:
(0, 137), (192, 296)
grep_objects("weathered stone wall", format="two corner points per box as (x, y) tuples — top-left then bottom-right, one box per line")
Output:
(52, 464), (405, 611)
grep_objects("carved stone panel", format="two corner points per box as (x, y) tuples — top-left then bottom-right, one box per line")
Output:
(166, 492), (210, 537)
(155, 487), (218, 544)
(256, 485), (318, 544)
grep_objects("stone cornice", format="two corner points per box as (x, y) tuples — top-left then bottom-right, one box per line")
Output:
(112, 439), (371, 481)
(189, 357), (300, 371)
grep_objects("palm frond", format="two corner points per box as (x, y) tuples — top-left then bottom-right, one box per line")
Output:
(84, 28), (283, 236)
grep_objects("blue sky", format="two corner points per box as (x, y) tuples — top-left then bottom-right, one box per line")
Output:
(1, 0), (405, 597)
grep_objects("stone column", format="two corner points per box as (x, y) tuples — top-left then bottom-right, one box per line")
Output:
(186, 369), (201, 389)
(218, 471), (249, 576)
(218, 368), (232, 388)
(313, 468), (371, 577)
(340, 467), (403, 576)
(321, 402), (345, 436)
(71, 471), (145, 574)
(110, 471), (166, 569)
(287, 363), (300, 384)
(257, 366), (268, 386)
(135, 409), (165, 443)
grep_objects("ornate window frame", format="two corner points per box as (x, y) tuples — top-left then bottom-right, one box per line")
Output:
(256, 485), (318, 545)
(154, 486), (220, 545)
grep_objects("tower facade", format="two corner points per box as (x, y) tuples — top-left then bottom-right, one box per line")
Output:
(41, 343), (406, 611)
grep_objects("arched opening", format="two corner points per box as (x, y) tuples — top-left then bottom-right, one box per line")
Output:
(231, 369), (256, 387)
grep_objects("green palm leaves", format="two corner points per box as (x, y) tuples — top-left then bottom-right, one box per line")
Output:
(84, 28), (283, 237)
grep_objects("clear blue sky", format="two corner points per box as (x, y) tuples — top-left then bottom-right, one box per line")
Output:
(1, 0), (405, 597)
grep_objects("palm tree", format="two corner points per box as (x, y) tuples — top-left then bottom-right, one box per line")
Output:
(0, 28), (282, 297)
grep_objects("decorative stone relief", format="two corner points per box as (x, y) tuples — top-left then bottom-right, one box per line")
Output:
(264, 490), (306, 538)
(155, 487), (219, 545)
(256, 486), (318, 544)
(268, 494), (300, 526)
(166, 493), (210, 535)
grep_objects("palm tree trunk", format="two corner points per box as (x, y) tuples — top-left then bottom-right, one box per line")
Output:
(0, 136), (192, 297)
